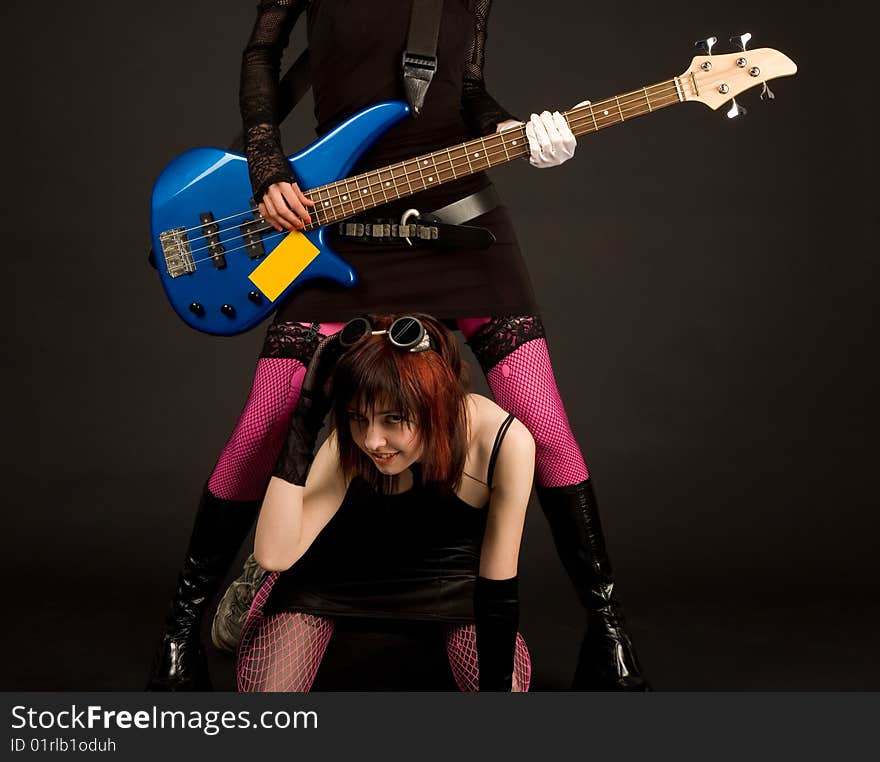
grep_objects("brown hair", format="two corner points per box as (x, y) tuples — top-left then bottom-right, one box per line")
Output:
(330, 314), (469, 494)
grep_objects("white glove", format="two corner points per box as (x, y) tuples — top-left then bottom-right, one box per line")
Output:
(498, 103), (589, 169)
(525, 111), (575, 168)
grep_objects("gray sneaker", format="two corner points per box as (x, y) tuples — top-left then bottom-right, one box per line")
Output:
(211, 553), (269, 652)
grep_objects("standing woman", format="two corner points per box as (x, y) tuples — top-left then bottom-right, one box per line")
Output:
(148, 0), (648, 691)
(238, 314), (533, 692)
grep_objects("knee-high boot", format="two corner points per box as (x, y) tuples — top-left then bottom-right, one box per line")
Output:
(146, 487), (261, 691)
(536, 480), (649, 691)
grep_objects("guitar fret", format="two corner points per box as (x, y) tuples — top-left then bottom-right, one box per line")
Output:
(391, 163), (406, 200)
(463, 145), (474, 174)
(499, 133), (511, 163)
(318, 186), (334, 222)
(587, 104), (599, 132)
(614, 95), (625, 121)
(341, 179), (355, 218)
(643, 87), (653, 112)
(429, 153), (440, 186)
(402, 160), (415, 197)
(438, 149), (454, 182)
(355, 175), (371, 214)
(446, 148), (457, 179)
(311, 193), (326, 227)
(378, 170), (390, 203)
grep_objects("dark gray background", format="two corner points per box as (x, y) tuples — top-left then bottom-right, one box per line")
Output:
(1, 0), (876, 690)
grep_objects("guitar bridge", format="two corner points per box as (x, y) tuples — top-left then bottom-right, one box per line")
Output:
(159, 227), (195, 278)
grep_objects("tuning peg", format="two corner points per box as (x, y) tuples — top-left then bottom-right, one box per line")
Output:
(726, 98), (748, 119)
(694, 36), (718, 55)
(760, 82), (776, 101)
(729, 32), (752, 52)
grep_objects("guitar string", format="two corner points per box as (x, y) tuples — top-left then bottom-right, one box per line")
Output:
(168, 89), (684, 267)
(179, 83), (683, 245)
(177, 92), (684, 269)
(177, 93), (685, 270)
(169, 83), (682, 249)
(166, 81), (684, 248)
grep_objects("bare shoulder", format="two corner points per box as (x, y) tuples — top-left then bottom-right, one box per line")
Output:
(465, 394), (534, 460)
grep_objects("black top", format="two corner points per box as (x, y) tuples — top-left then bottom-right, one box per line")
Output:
(240, 0), (539, 322)
(264, 413), (516, 623)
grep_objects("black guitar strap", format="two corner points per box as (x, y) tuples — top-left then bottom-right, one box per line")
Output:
(401, 0), (444, 116)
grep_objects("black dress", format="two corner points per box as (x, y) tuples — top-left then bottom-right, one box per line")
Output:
(264, 472), (488, 623)
(264, 413), (516, 623)
(241, 0), (539, 322)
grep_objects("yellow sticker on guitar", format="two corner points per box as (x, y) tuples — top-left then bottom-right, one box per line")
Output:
(248, 232), (320, 302)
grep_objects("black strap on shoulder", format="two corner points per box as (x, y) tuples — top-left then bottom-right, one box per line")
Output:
(486, 413), (516, 490)
(402, 0), (444, 116)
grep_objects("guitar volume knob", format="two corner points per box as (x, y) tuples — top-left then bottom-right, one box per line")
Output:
(248, 291), (263, 303)
(220, 304), (236, 317)
(189, 302), (205, 316)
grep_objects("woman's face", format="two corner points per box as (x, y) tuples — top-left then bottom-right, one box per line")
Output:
(347, 401), (423, 476)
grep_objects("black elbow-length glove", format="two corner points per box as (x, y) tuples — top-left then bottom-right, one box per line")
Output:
(474, 575), (520, 692)
(273, 334), (343, 486)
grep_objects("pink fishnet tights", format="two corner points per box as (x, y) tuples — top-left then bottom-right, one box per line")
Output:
(208, 359), (307, 501)
(208, 323), (345, 501)
(236, 573), (531, 692)
(446, 625), (531, 692)
(482, 338), (589, 488)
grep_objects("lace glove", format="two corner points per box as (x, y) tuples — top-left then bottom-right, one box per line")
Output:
(474, 575), (520, 692)
(245, 123), (298, 203)
(273, 335), (343, 485)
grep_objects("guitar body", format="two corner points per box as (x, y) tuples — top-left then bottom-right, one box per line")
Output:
(150, 101), (410, 336)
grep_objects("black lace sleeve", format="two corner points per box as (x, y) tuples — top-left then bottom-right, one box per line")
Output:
(460, 0), (519, 138)
(240, 0), (308, 201)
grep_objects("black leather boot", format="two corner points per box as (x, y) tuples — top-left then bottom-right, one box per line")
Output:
(146, 488), (261, 691)
(536, 480), (650, 691)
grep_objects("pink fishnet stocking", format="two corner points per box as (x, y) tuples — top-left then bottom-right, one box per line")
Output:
(445, 625), (531, 692)
(484, 338), (589, 488)
(208, 359), (306, 501)
(236, 573), (335, 692)
(207, 322), (344, 501)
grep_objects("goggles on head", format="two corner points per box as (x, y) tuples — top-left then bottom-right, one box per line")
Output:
(339, 316), (433, 353)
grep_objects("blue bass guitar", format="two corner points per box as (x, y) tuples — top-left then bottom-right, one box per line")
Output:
(149, 46), (795, 335)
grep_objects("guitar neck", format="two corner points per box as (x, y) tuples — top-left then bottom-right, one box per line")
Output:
(303, 77), (683, 230)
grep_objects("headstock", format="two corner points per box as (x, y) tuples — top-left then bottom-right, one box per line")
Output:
(682, 34), (797, 115)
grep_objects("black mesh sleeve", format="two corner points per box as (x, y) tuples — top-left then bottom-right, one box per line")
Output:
(240, 0), (308, 201)
(460, 0), (519, 138)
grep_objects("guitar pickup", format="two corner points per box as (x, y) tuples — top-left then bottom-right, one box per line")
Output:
(240, 201), (267, 260)
(158, 227), (195, 279)
(199, 212), (227, 269)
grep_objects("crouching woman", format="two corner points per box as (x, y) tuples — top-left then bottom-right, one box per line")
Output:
(237, 314), (535, 691)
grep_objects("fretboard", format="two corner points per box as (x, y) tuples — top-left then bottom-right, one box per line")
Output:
(303, 77), (683, 230)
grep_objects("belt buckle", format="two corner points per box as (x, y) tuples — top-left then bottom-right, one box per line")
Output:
(400, 208), (421, 247)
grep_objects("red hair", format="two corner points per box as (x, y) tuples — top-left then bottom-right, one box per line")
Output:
(330, 314), (469, 494)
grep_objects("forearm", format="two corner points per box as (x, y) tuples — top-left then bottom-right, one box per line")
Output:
(239, 0), (305, 199)
(461, 79), (519, 138)
(253, 477), (304, 571)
